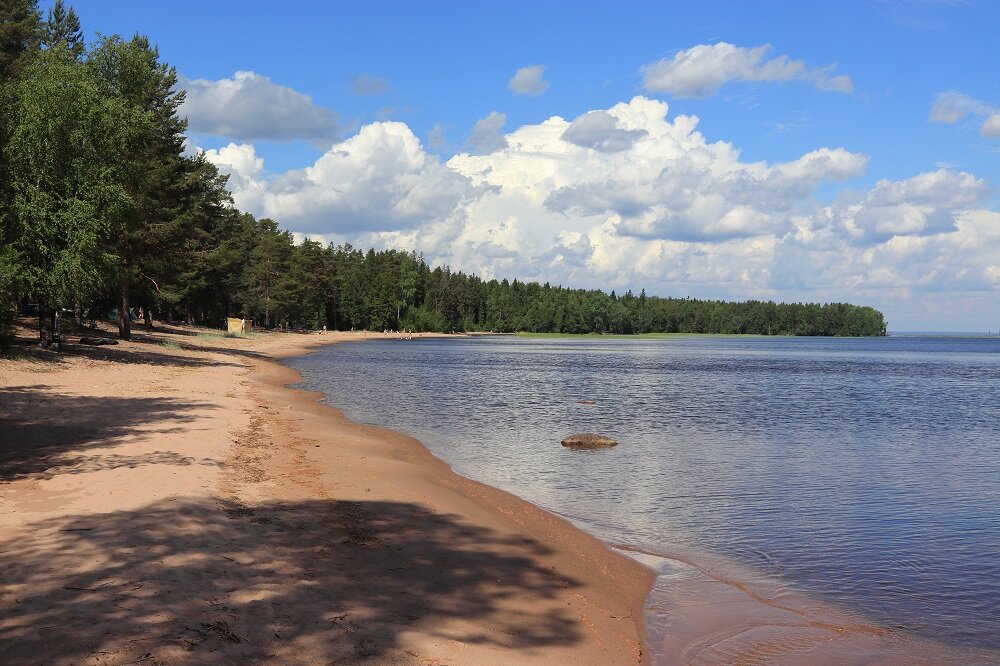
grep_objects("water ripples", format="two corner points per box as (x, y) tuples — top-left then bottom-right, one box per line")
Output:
(289, 335), (1000, 651)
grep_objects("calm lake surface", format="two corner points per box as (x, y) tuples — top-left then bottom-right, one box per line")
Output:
(288, 335), (1000, 652)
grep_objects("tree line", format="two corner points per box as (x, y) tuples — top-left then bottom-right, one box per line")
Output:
(221, 243), (888, 337)
(0, 1), (888, 347)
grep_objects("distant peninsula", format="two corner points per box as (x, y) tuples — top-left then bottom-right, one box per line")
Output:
(280, 245), (887, 337)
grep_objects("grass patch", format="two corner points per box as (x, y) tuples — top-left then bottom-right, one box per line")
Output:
(0, 346), (30, 360)
(194, 330), (262, 340)
(161, 340), (182, 350)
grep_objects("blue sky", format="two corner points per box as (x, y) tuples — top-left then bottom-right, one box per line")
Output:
(64, 1), (1000, 330)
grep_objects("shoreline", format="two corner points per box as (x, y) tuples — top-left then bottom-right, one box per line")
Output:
(3, 324), (995, 664)
(290, 334), (999, 666)
(0, 325), (652, 664)
(256, 335), (655, 660)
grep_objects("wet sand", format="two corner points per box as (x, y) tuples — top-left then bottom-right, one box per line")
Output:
(0, 324), (651, 664)
(625, 545), (997, 665)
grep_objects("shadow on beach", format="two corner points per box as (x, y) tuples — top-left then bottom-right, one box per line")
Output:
(0, 496), (583, 664)
(4, 340), (247, 368)
(3, 318), (257, 369)
(0, 385), (212, 482)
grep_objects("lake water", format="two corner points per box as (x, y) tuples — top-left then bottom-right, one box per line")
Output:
(287, 335), (1000, 658)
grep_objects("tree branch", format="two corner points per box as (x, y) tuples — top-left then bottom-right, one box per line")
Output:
(139, 271), (162, 293)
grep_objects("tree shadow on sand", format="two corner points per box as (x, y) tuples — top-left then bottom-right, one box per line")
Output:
(0, 385), (212, 482)
(0, 496), (584, 664)
(4, 340), (246, 368)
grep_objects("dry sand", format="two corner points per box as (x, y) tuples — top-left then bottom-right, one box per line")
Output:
(0, 323), (652, 665)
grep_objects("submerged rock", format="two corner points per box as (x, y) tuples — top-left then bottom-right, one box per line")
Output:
(561, 433), (618, 449)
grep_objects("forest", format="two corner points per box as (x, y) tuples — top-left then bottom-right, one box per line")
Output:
(0, 1), (888, 347)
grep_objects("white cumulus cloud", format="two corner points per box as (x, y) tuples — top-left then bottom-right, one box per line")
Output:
(508, 65), (550, 96)
(929, 91), (991, 123)
(202, 142), (267, 212)
(211, 95), (1000, 330)
(180, 71), (341, 146)
(929, 91), (999, 139)
(222, 122), (478, 235)
(980, 113), (1000, 139)
(561, 110), (648, 152)
(466, 112), (509, 154)
(832, 169), (987, 243)
(641, 42), (853, 98)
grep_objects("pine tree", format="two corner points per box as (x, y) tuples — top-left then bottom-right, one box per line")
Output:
(88, 35), (188, 339)
(41, 0), (83, 59)
(142, 153), (233, 327)
(238, 219), (294, 328)
(0, 0), (40, 83)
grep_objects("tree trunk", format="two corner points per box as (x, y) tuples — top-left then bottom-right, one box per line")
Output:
(52, 307), (61, 351)
(38, 304), (47, 347)
(118, 279), (131, 340)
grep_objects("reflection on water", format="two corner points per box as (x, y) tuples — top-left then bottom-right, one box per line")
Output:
(289, 335), (1000, 654)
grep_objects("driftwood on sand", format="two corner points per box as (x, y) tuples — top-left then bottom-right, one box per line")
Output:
(79, 337), (119, 346)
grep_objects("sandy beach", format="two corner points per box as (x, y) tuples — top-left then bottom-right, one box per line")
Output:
(0, 323), (652, 665)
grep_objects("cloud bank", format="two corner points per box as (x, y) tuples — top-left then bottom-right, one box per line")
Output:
(180, 71), (341, 146)
(641, 43), (853, 98)
(204, 96), (998, 329)
(508, 65), (550, 96)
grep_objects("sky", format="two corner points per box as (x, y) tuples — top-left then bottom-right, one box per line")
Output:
(62, 0), (1000, 331)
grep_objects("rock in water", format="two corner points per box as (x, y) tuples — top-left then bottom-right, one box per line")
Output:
(561, 433), (618, 449)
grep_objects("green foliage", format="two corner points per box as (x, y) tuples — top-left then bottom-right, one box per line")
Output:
(1, 1), (43, 345)
(204, 241), (886, 336)
(194, 331), (261, 341)
(5, 44), (137, 310)
(139, 153), (234, 325)
(0, 0), (41, 84)
(89, 34), (192, 338)
(237, 218), (295, 327)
